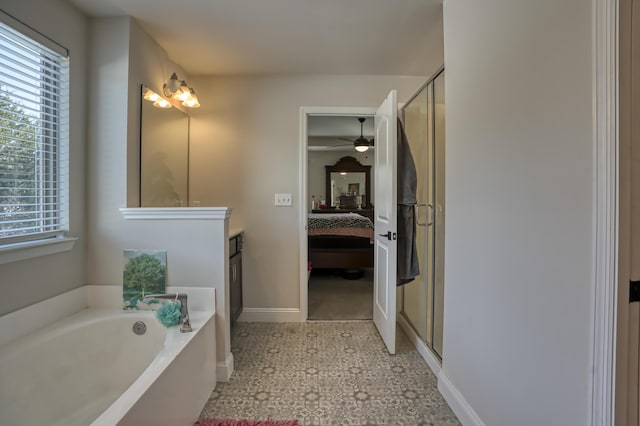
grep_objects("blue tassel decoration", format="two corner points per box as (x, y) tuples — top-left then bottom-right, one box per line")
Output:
(156, 300), (182, 327)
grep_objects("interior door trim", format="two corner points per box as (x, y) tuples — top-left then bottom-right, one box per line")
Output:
(298, 106), (377, 322)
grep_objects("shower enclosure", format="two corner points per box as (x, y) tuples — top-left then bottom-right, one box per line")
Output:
(401, 68), (445, 359)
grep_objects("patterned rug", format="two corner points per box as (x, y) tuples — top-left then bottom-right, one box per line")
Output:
(196, 419), (299, 426)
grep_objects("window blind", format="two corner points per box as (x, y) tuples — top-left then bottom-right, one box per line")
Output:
(0, 18), (69, 245)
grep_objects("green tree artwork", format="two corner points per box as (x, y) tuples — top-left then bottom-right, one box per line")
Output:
(123, 250), (167, 309)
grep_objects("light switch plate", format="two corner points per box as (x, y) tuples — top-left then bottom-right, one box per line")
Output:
(275, 193), (292, 206)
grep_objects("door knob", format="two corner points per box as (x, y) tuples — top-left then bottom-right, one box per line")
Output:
(378, 231), (397, 240)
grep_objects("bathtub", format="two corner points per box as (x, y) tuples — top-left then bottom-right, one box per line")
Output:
(0, 286), (216, 426)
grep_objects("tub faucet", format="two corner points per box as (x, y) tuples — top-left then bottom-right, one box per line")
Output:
(142, 293), (192, 333)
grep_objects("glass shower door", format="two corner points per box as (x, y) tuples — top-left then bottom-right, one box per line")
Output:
(400, 69), (445, 360)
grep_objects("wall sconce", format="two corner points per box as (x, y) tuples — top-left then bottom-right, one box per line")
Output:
(143, 87), (172, 109)
(163, 73), (200, 108)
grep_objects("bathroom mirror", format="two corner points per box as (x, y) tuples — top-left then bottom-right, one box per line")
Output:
(325, 156), (371, 208)
(139, 85), (190, 207)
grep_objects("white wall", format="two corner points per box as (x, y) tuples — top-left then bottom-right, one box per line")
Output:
(441, 1), (593, 425)
(0, 0), (88, 316)
(188, 75), (427, 312)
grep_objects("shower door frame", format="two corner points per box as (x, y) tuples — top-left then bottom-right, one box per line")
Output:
(398, 66), (445, 373)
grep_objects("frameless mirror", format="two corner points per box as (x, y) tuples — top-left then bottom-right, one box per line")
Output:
(140, 85), (189, 207)
(329, 172), (366, 208)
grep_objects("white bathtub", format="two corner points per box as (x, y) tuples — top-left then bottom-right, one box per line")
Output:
(0, 287), (216, 426)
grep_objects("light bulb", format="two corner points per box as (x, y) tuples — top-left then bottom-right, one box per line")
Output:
(153, 98), (172, 108)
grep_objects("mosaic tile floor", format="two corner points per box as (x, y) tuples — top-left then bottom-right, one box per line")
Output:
(199, 321), (460, 426)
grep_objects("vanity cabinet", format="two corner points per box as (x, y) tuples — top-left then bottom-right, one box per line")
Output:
(229, 232), (243, 327)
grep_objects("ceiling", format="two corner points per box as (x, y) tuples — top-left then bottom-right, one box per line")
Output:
(308, 116), (374, 151)
(67, 0), (443, 76)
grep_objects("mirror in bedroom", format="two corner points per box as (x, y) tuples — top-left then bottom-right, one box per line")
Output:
(325, 156), (371, 210)
(139, 85), (190, 207)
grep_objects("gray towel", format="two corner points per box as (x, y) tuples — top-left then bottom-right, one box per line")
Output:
(396, 118), (419, 286)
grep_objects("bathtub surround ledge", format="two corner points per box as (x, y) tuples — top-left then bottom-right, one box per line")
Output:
(0, 284), (217, 348)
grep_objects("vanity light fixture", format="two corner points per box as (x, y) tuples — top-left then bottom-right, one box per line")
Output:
(163, 72), (201, 108)
(182, 88), (200, 108)
(142, 87), (161, 102)
(143, 87), (172, 109)
(153, 98), (172, 109)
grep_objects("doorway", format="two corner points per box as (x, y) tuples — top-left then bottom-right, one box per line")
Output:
(298, 92), (405, 355)
(302, 111), (376, 320)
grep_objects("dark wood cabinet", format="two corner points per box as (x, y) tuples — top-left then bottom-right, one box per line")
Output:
(229, 233), (243, 327)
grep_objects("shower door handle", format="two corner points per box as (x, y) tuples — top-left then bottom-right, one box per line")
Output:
(427, 203), (434, 226)
(416, 204), (427, 226)
(416, 203), (433, 226)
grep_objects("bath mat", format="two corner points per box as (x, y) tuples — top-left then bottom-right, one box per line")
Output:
(195, 420), (299, 426)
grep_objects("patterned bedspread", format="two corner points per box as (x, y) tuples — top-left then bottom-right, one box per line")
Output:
(307, 213), (374, 241)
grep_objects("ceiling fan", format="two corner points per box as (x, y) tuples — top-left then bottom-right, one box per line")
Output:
(339, 117), (374, 152)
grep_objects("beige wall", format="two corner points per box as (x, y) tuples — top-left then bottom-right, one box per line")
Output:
(87, 16), (195, 285)
(0, 0), (88, 316)
(86, 17), (233, 376)
(442, 0), (593, 424)
(188, 75), (428, 311)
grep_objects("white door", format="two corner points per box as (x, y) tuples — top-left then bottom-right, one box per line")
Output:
(374, 90), (398, 354)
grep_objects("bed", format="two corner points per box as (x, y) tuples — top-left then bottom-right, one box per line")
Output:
(307, 212), (375, 270)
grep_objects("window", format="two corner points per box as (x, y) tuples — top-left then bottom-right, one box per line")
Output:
(0, 14), (69, 246)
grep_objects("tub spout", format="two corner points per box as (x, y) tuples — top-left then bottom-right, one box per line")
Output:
(142, 293), (192, 333)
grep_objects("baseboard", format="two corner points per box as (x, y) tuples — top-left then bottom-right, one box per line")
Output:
(216, 353), (234, 382)
(238, 307), (301, 322)
(438, 371), (485, 426)
(398, 314), (441, 376)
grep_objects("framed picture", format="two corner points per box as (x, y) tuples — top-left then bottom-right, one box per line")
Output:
(348, 183), (360, 195)
(123, 249), (167, 310)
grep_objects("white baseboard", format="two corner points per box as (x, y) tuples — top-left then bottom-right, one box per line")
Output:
(216, 353), (234, 382)
(398, 314), (482, 425)
(438, 371), (485, 426)
(398, 314), (442, 376)
(238, 308), (301, 322)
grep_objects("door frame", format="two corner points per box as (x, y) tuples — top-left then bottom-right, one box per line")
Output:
(616, 0), (638, 423)
(593, 0), (619, 424)
(298, 106), (377, 321)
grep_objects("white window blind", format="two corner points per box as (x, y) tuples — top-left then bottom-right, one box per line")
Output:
(0, 16), (69, 245)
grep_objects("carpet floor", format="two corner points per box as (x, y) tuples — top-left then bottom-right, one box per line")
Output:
(199, 322), (460, 425)
(307, 269), (373, 320)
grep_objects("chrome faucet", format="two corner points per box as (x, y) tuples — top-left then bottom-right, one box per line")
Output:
(142, 293), (192, 333)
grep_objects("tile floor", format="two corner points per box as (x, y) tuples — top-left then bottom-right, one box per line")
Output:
(199, 321), (460, 425)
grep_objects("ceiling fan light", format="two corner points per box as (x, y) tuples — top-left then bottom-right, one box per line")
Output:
(355, 145), (369, 152)
(354, 137), (370, 152)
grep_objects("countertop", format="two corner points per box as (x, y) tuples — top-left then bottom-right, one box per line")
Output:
(229, 228), (243, 239)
